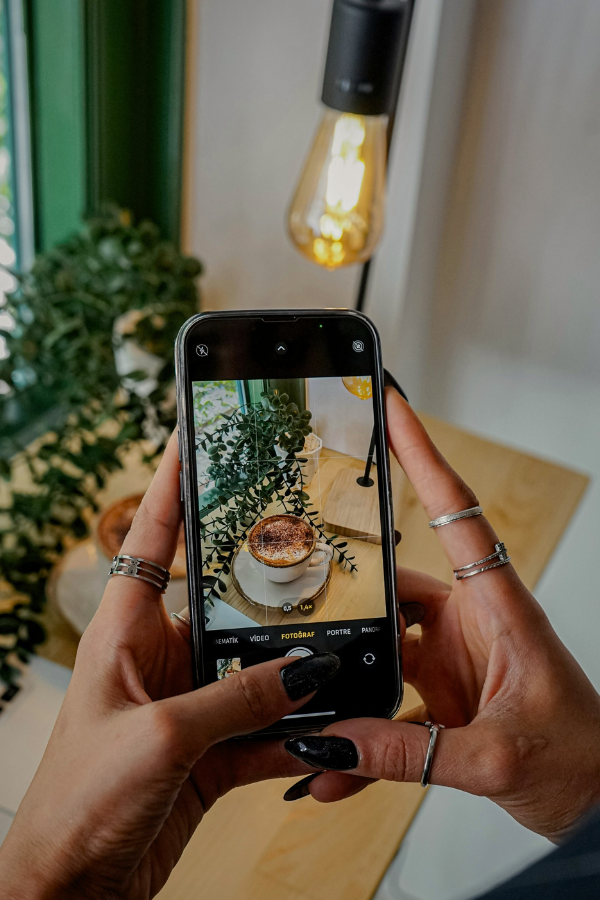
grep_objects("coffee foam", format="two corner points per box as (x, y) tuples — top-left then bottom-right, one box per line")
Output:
(248, 516), (314, 567)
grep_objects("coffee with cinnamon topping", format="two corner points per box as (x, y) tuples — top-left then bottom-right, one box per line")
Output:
(248, 515), (315, 568)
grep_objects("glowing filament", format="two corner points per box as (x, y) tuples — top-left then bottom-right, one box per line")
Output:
(342, 375), (372, 400)
(287, 108), (387, 269)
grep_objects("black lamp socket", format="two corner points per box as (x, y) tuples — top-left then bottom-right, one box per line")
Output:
(321, 0), (413, 117)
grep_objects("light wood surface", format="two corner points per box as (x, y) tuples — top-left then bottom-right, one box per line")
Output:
(37, 414), (588, 900)
(323, 465), (383, 542)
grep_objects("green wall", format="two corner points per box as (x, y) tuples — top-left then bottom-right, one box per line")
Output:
(25, 0), (186, 251)
(27, 0), (85, 250)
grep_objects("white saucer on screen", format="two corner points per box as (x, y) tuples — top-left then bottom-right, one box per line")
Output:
(231, 544), (331, 609)
(50, 539), (188, 635)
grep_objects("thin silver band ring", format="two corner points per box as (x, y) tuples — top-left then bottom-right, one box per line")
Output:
(429, 506), (483, 529)
(410, 721), (446, 787)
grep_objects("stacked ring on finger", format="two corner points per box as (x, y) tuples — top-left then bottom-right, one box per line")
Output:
(427, 506), (511, 580)
(109, 555), (171, 592)
(453, 542), (510, 580)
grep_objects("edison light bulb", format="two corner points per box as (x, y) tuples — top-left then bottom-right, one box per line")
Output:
(342, 375), (372, 400)
(287, 109), (387, 269)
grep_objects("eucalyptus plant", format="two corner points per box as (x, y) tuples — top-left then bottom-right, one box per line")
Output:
(0, 208), (201, 685)
(197, 387), (357, 607)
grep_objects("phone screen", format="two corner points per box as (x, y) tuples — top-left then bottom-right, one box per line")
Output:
(178, 311), (401, 732)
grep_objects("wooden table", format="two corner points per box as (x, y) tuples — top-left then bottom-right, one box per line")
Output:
(39, 414), (588, 900)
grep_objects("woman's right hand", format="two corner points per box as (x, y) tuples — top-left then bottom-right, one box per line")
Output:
(285, 390), (600, 843)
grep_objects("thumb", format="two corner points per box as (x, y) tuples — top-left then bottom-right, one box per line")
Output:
(156, 652), (341, 763)
(285, 716), (506, 797)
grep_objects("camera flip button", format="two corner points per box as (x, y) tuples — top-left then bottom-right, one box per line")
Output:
(360, 649), (378, 669)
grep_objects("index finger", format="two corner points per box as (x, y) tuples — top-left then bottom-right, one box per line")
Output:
(102, 429), (182, 611)
(385, 389), (506, 574)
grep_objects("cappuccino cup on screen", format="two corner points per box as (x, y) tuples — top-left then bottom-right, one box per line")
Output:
(247, 514), (333, 584)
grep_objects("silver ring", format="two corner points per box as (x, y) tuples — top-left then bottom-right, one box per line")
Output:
(421, 721), (445, 787)
(429, 506), (483, 529)
(454, 542), (510, 580)
(109, 555), (171, 593)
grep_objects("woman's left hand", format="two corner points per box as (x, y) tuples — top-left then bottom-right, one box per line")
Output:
(0, 432), (333, 900)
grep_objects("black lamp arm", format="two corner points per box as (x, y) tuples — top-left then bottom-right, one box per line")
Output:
(357, 369), (408, 487)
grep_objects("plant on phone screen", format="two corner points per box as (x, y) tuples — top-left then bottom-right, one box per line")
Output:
(196, 387), (357, 608)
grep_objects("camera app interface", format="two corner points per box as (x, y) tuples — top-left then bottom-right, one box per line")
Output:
(192, 372), (400, 697)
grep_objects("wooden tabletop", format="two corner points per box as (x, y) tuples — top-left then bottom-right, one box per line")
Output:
(39, 414), (589, 900)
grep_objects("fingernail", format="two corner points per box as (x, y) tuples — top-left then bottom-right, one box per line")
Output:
(280, 652), (341, 701)
(399, 602), (425, 627)
(284, 736), (359, 771)
(283, 773), (319, 802)
(170, 612), (190, 626)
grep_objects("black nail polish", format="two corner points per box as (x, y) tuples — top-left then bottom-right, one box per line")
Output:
(399, 602), (425, 627)
(280, 652), (341, 701)
(283, 773), (319, 802)
(284, 736), (359, 771)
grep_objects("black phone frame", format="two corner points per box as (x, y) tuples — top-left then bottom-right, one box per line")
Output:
(175, 308), (403, 736)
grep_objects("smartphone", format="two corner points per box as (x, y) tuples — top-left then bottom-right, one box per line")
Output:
(175, 309), (402, 735)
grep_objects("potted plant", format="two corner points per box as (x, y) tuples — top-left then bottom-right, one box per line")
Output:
(0, 208), (202, 684)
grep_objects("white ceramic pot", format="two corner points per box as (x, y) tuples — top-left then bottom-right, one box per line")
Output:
(113, 309), (163, 399)
(299, 435), (322, 485)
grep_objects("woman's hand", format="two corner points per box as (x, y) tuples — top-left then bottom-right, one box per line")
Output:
(0, 432), (337, 900)
(285, 390), (600, 842)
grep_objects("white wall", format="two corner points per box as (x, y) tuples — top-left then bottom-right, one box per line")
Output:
(423, 0), (600, 414)
(306, 377), (373, 459)
(372, 0), (476, 400)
